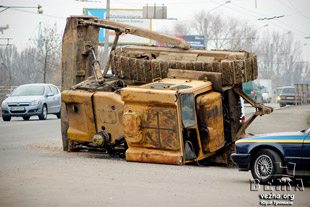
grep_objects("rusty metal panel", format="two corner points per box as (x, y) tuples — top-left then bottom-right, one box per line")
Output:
(126, 147), (183, 165)
(62, 90), (96, 142)
(93, 92), (124, 144)
(167, 69), (222, 92)
(124, 104), (182, 164)
(61, 16), (100, 91)
(122, 84), (183, 164)
(142, 107), (179, 150)
(121, 87), (177, 104)
(61, 16), (100, 150)
(196, 92), (225, 153)
(123, 112), (143, 144)
(123, 104), (180, 151)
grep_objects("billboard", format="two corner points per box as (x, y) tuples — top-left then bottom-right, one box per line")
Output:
(83, 8), (152, 45)
(156, 35), (205, 49)
(182, 35), (205, 48)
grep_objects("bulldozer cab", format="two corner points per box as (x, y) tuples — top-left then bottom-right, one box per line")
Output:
(121, 78), (225, 165)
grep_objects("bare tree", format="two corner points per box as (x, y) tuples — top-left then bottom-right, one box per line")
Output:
(37, 23), (61, 83)
(173, 21), (191, 36)
(0, 45), (18, 86)
(255, 30), (309, 87)
(19, 47), (42, 83)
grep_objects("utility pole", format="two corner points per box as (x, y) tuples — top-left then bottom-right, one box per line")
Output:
(269, 43), (273, 78)
(289, 55), (293, 86)
(204, 1), (230, 49)
(204, 19), (208, 50)
(103, 0), (110, 66)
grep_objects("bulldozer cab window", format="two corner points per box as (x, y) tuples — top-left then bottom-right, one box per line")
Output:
(145, 83), (174, 89)
(181, 93), (196, 128)
(171, 85), (191, 90)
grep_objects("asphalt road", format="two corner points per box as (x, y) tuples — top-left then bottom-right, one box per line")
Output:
(0, 105), (310, 207)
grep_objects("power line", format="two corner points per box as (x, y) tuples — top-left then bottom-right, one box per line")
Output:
(286, 0), (310, 19)
(11, 8), (65, 20)
(224, 2), (309, 39)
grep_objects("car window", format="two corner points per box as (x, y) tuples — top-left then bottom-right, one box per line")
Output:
(51, 86), (59, 95)
(282, 88), (295, 94)
(12, 85), (45, 96)
(46, 86), (52, 95)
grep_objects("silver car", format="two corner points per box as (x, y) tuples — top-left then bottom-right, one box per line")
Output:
(1, 83), (61, 121)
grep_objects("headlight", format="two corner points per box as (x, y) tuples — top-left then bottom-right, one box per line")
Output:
(30, 100), (41, 106)
(1, 100), (8, 107)
(277, 96), (281, 100)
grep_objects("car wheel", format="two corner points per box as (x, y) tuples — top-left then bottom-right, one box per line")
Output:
(279, 103), (285, 107)
(56, 110), (61, 119)
(23, 116), (30, 121)
(38, 104), (48, 120)
(251, 149), (284, 184)
(2, 116), (11, 121)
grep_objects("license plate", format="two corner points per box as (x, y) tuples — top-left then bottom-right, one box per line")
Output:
(11, 107), (25, 111)
(287, 97), (294, 100)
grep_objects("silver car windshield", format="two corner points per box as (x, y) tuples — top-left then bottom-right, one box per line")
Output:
(12, 85), (45, 96)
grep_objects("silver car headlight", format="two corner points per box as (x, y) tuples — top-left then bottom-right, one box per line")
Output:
(1, 100), (8, 107)
(30, 100), (41, 106)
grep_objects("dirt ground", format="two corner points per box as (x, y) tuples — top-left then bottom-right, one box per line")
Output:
(0, 105), (309, 207)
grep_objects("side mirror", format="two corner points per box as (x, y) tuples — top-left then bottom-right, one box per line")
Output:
(5, 94), (10, 98)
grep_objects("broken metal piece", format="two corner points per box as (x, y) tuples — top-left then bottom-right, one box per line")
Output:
(233, 85), (273, 138)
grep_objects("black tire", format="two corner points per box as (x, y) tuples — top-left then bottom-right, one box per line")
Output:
(23, 116), (30, 121)
(279, 103), (285, 107)
(56, 110), (61, 119)
(2, 116), (11, 121)
(38, 104), (48, 120)
(251, 149), (284, 184)
(303, 177), (310, 187)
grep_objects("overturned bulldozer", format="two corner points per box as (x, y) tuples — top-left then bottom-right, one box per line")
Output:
(61, 16), (272, 165)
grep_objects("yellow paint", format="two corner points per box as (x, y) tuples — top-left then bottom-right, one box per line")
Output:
(93, 92), (124, 144)
(62, 90), (96, 142)
(196, 92), (225, 154)
(121, 78), (224, 165)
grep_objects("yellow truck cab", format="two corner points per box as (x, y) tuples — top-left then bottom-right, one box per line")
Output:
(121, 78), (224, 165)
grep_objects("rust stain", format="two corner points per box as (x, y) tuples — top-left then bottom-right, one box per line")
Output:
(126, 148), (182, 165)
(197, 92), (224, 153)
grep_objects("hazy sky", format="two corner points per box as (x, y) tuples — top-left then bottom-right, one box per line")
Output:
(1, 0), (309, 62)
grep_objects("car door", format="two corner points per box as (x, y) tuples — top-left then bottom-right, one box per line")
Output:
(50, 85), (61, 113)
(302, 129), (310, 175)
(283, 138), (304, 176)
(45, 85), (55, 113)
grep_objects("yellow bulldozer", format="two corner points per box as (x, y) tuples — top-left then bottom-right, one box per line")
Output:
(61, 16), (272, 165)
